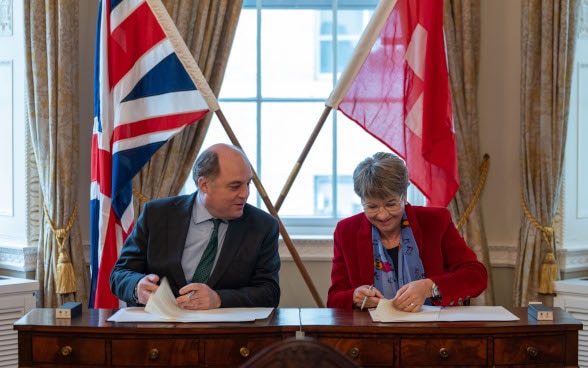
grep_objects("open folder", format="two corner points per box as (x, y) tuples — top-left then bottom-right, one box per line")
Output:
(107, 277), (273, 323)
(369, 299), (520, 322)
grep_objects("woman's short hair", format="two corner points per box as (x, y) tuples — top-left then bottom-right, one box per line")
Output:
(353, 152), (409, 200)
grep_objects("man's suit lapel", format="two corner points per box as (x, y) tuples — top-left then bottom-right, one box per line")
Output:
(165, 193), (196, 289)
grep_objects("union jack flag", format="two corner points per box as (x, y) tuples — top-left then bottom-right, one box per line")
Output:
(90, 0), (218, 308)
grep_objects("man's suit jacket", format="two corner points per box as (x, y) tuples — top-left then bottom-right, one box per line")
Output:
(110, 193), (281, 308)
(327, 204), (488, 309)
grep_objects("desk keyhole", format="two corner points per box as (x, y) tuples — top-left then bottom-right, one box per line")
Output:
(348, 347), (360, 358)
(60, 346), (72, 357)
(439, 347), (450, 360)
(149, 348), (159, 360)
(240, 347), (251, 357)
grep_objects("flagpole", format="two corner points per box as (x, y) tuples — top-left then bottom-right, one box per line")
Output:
(214, 109), (325, 308)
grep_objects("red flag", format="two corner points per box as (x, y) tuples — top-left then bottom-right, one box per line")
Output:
(90, 0), (218, 308)
(327, 0), (458, 207)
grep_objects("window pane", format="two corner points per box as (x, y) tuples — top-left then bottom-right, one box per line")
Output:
(0, 0), (26, 242)
(192, 103), (259, 203)
(259, 102), (331, 217)
(336, 111), (425, 209)
(0, 61), (13, 216)
(336, 111), (391, 217)
(219, 10), (257, 98)
(260, 9), (332, 98)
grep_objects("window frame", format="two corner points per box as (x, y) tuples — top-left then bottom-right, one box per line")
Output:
(198, 0), (426, 237)
(559, 13), (588, 276)
(0, 0), (26, 247)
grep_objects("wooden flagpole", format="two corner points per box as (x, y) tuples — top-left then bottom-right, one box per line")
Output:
(214, 109), (325, 308)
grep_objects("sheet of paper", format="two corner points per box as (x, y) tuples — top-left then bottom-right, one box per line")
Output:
(371, 299), (441, 322)
(107, 306), (274, 323)
(370, 299), (520, 322)
(144, 276), (185, 319)
(107, 277), (273, 323)
(437, 305), (520, 321)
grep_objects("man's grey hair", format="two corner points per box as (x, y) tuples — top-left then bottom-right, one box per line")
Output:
(192, 144), (249, 184)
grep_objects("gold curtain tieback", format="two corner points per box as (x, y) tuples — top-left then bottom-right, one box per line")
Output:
(43, 202), (78, 294)
(520, 188), (557, 294)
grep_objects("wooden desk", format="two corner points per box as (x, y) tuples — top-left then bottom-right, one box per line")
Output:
(14, 307), (582, 367)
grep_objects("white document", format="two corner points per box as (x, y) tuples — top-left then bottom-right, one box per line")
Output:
(107, 277), (273, 323)
(370, 299), (519, 322)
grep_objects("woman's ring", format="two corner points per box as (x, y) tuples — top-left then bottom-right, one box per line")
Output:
(409, 303), (416, 307)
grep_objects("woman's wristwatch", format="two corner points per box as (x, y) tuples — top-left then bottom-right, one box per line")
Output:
(431, 282), (441, 299)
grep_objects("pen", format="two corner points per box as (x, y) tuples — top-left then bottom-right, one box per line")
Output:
(360, 285), (374, 310)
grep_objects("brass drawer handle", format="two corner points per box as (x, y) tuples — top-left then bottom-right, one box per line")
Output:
(60, 345), (73, 357)
(240, 347), (251, 357)
(527, 346), (538, 357)
(439, 347), (450, 359)
(348, 347), (360, 358)
(149, 348), (159, 360)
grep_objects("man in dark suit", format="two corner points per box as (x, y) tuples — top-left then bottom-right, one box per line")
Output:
(110, 143), (280, 309)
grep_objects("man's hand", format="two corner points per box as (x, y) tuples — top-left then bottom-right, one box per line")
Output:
(177, 283), (221, 310)
(136, 274), (159, 305)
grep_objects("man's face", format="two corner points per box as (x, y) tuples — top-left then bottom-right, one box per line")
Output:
(199, 153), (252, 220)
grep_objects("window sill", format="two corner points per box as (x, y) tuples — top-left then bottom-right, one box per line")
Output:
(0, 243), (37, 272)
(279, 237), (334, 261)
(279, 238), (588, 273)
(2, 240), (585, 273)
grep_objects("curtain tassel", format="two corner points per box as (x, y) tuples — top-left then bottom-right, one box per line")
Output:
(538, 225), (558, 295)
(44, 203), (78, 294)
(56, 243), (77, 294)
(538, 250), (558, 294)
(520, 189), (559, 295)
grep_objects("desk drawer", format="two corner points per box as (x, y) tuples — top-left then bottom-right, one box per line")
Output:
(204, 336), (282, 366)
(319, 337), (395, 366)
(111, 338), (199, 366)
(31, 335), (106, 365)
(494, 334), (565, 365)
(400, 337), (487, 366)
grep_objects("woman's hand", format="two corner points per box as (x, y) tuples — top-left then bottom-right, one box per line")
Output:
(392, 279), (432, 312)
(353, 285), (384, 309)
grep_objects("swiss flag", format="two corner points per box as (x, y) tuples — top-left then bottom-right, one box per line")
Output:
(327, 0), (458, 207)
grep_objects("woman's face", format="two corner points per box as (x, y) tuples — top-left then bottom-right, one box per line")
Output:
(361, 194), (405, 234)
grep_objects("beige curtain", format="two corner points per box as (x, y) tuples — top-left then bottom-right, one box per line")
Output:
(24, 0), (89, 307)
(132, 0), (242, 213)
(514, 0), (579, 306)
(444, 0), (494, 306)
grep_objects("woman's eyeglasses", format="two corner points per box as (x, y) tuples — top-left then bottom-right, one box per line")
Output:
(362, 197), (405, 215)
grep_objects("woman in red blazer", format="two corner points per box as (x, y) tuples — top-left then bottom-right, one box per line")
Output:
(327, 152), (488, 311)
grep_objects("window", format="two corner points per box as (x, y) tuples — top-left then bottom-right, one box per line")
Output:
(0, 0), (26, 247)
(185, 0), (424, 236)
(562, 7), (588, 264)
